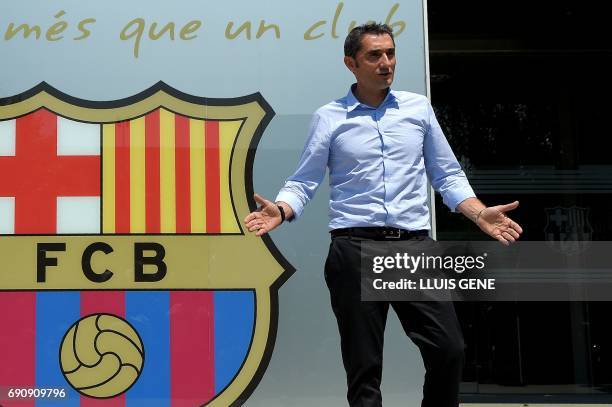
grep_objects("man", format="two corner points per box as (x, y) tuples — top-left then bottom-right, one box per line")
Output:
(244, 23), (522, 407)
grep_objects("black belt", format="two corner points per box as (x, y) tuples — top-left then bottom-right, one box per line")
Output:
(330, 227), (429, 240)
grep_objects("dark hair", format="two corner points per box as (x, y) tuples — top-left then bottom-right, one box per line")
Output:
(344, 22), (394, 58)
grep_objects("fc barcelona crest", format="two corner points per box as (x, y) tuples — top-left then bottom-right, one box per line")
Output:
(544, 206), (593, 255)
(0, 82), (294, 406)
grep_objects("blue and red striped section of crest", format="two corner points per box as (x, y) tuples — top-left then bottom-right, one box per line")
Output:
(0, 290), (254, 406)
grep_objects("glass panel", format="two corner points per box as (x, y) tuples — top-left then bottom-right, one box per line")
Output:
(430, 0), (612, 401)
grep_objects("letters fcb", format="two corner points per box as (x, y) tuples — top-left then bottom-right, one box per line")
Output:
(37, 241), (168, 283)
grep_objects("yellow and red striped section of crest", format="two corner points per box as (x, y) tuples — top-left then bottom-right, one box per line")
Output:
(102, 108), (241, 234)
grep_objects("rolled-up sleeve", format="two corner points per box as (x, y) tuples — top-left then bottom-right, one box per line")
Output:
(275, 110), (331, 220)
(423, 100), (475, 212)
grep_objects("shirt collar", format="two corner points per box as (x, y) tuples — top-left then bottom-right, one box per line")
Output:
(346, 84), (397, 112)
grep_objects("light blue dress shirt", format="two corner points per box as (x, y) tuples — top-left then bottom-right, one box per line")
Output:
(275, 86), (475, 231)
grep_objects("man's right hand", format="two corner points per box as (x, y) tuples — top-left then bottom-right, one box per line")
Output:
(244, 193), (283, 237)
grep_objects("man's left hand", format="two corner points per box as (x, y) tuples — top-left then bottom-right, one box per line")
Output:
(476, 201), (523, 245)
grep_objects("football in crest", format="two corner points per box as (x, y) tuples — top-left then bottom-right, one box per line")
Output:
(59, 313), (144, 398)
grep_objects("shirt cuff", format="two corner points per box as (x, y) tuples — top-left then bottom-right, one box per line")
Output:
(275, 190), (305, 221)
(444, 184), (476, 213)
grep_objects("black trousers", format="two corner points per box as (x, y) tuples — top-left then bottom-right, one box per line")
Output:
(324, 235), (465, 407)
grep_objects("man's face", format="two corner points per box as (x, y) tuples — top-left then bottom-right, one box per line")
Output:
(345, 33), (396, 91)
